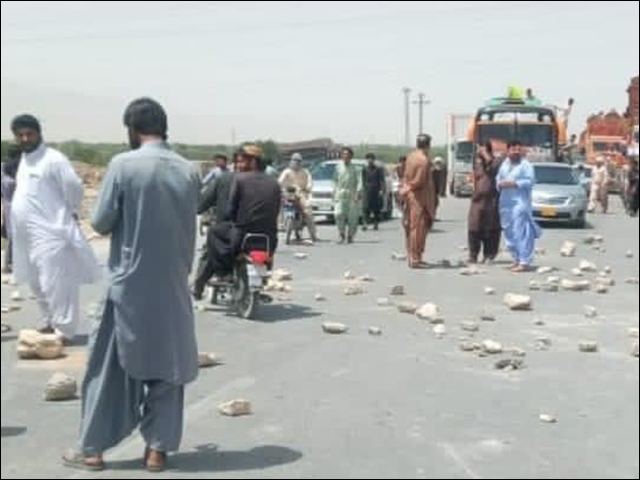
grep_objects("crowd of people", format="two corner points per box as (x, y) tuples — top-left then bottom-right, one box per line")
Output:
(1, 96), (638, 473)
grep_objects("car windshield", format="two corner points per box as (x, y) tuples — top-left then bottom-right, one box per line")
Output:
(455, 142), (473, 162)
(312, 163), (337, 181)
(535, 166), (579, 185)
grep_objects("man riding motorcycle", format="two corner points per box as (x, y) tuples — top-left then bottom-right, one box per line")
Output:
(278, 153), (318, 243)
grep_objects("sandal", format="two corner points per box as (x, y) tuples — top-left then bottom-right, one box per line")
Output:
(62, 450), (105, 472)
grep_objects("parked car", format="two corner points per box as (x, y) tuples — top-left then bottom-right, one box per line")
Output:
(532, 163), (589, 228)
(309, 160), (393, 222)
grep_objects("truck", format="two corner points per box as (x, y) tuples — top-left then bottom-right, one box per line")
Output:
(446, 114), (474, 197)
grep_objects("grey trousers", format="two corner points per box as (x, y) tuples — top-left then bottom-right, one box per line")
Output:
(78, 302), (185, 455)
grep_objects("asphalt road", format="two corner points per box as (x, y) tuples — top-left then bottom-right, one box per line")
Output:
(1, 197), (638, 479)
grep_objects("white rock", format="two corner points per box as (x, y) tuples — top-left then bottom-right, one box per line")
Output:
(314, 293), (327, 302)
(459, 342), (476, 352)
(629, 328), (639, 339)
(533, 318), (546, 326)
(503, 294), (532, 311)
(343, 271), (356, 280)
(604, 266), (612, 274)
(322, 322), (349, 334)
(579, 260), (598, 273)
(11, 291), (24, 302)
(529, 281), (541, 291)
(561, 279), (591, 292)
(368, 327), (383, 336)
(17, 330), (65, 360)
(571, 268), (584, 277)
(397, 302), (419, 315)
(391, 252), (407, 261)
(539, 414), (558, 424)
(625, 277), (640, 285)
(482, 340), (503, 355)
(1, 323), (12, 334)
(390, 285), (406, 296)
(583, 235), (598, 245)
(594, 284), (609, 294)
(626, 250), (634, 259)
(433, 324), (447, 338)
(537, 266), (555, 275)
(1, 306), (10, 314)
(535, 337), (552, 351)
(461, 321), (480, 333)
(480, 309), (497, 322)
(542, 282), (559, 293)
(44, 373), (77, 402)
(294, 252), (309, 260)
(343, 283), (365, 296)
(218, 399), (252, 417)
(1, 275), (10, 285)
(271, 269), (293, 282)
(547, 276), (561, 285)
(578, 341), (599, 353)
(560, 241), (577, 257)
(509, 347), (527, 358)
(631, 341), (639, 358)
(198, 353), (223, 369)
(416, 303), (443, 323)
(596, 276), (615, 287)
(484, 287), (496, 296)
(584, 306), (598, 318)
(377, 298), (392, 307)
(460, 266), (483, 276)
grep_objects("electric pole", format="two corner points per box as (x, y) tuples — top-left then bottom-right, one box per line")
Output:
(413, 93), (431, 135)
(402, 87), (412, 146)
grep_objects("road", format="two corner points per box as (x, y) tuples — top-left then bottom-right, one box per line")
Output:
(1, 197), (639, 479)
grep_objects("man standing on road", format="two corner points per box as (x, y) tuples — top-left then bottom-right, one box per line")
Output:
(467, 142), (502, 264)
(400, 134), (436, 269)
(588, 156), (610, 214)
(279, 153), (318, 242)
(497, 140), (541, 273)
(334, 147), (362, 244)
(64, 98), (200, 473)
(1, 145), (21, 274)
(10, 115), (100, 342)
(362, 153), (385, 231)
(431, 156), (448, 221)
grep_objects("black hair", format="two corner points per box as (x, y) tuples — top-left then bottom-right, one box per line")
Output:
(341, 147), (354, 157)
(123, 98), (168, 140)
(399, 156), (407, 163)
(366, 153), (376, 161)
(507, 140), (523, 148)
(11, 114), (41, 134)
(213, 154), (229, 162)
(484, 141), (494, 155)
(417, 134), (432, 149)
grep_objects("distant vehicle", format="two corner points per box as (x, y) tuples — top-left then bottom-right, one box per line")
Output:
(309, 160), (393, 222)
(449, 140), (474, 197)
(573, 163), (593, 195)
(532, 163), (588, 228)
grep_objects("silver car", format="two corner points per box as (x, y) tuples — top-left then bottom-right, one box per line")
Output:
(532, 163), (589, 228)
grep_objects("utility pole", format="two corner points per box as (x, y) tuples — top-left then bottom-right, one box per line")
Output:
(402, 87), (412, 146)
(413, 93), (431, 135)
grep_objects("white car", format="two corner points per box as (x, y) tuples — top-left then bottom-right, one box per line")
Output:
(309, 160), (393, 222)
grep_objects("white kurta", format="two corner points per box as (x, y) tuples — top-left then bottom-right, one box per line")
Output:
(11, 144), (101, 338)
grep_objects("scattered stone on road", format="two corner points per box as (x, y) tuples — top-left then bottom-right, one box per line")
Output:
(584, 306), (598, 319)
(529, 280), (541, 291)
(343, 271), (356, 280)
(535, 337), (552, 351)
(377, 298), (392, 307)
(218, 400), (252, 417)
(271, 269), (293, 282)
(461, 321), (480, 333)
(561, 279), (591, 292)
(416, 303), (443, 323)
(625, 277), (640, 285)
(494, 358), (525, 371)
(539, 414), (558, 424)
(537, 266), (556, 275)
(578, 341), (599, 353)
(534, 318), (546, 326)
(571, 268), (585, 277)
(391, 252), (407, 261)
(594, 284), (609, 294)
(484, 287), (496, 296)
(390, 285), (406, 296)
(480, 309), (497, 322)
(629, 328), (639, 339)
(1, 323), (12, 334)
(482, 340), (503, 355)
(368, 327), (383, 336)
(314, 293), (327, 302)
(631, 341), (639, 358)
(357, 274), (375, 283)
(433, 324), (447, 338)
(579, 260), (598, 273)
(17, 330), (65, 360)
(560, 241), (577, 257)
(322, 322), (349, 335)
(460, 266), (483, 276)
(397, 302), (419, 315)
(626, 250), (634, 259)
(44, 373), (78, 402)
(11, 291), (24, 302)
(504, 294), (532, 311)
(344, 283), (365, 296)
(509, 347), (527, 358)
(294, 252), (309, 260)
(459, 342), (477, 352)
(198, 353), (223, 369)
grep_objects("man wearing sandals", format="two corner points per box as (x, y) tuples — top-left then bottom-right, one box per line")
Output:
(64, 98), (200, 473)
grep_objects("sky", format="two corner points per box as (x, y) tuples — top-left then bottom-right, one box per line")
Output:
(1, 0), (639, 145)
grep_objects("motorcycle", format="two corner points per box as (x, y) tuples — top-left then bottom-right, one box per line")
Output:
(282, 187), (305, 245)
(208, 234), (273, 319)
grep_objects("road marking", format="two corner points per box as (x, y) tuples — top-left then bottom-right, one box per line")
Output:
(440, 442), (483, 479)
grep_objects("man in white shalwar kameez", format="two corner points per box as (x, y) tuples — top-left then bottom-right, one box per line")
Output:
(10, 115), (100, 341)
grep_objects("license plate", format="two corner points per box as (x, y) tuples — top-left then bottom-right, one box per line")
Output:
(247, 265), (267, 288)
(541, 207), (558, 218)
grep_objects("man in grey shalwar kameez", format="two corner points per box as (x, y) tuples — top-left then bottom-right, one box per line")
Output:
(64, 98), (200, 473)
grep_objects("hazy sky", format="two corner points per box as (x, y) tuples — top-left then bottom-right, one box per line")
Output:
(1, 1), (638, 145)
